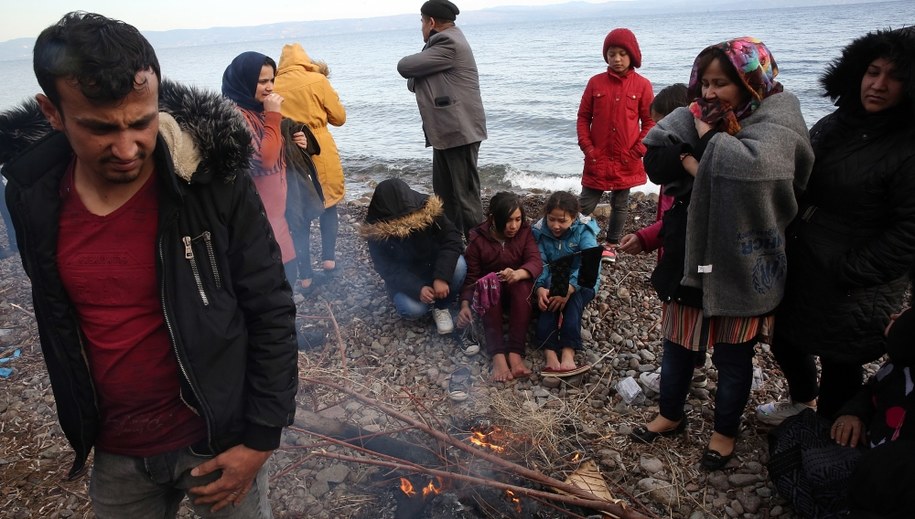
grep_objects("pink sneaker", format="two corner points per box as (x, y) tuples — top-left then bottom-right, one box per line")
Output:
(601, 248), (616, 263)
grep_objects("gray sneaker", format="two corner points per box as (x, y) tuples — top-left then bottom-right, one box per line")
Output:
(755, 400), (815, 426)
(433, 308), (454, 335)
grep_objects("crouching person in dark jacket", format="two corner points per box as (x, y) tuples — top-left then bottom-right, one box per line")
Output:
(360, 178), (466, 335)
(0, 12), (297, 518)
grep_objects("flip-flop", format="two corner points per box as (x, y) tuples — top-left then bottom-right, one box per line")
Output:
(542, 365), (592, 378)
(449, 366), (472, 402)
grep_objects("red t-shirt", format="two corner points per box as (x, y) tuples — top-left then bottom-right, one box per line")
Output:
(58, 164), (205, 456)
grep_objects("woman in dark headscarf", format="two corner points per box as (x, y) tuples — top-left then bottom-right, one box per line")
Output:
(223, 51), (306, 286)
(631, 37), (814, 470)
(757, 27), (915, 426)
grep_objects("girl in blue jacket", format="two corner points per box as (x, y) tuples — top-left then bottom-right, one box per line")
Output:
(532, 191), (601, 375)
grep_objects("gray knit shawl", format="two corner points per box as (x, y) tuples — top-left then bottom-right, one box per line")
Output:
(643, 92), (814, 316)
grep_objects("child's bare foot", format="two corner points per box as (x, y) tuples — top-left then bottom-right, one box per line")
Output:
(544, 349), (561, 371)
(508, 352), (531, 378)
(491, 354), (514, 383)
(559, 347), (577, 371)
(322, 260), (336, 271)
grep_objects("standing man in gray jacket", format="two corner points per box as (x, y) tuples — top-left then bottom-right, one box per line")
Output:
(397, 0), (487, 238)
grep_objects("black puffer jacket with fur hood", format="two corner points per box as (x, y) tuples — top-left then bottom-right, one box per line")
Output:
(775, 28), (915, 364)
(360, 178), (463, 300)
(0, 80), (298, 478)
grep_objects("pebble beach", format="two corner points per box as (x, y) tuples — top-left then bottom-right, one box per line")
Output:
(0, 191), (872, 518)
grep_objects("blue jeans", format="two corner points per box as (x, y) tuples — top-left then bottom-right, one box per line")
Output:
(89, 447), (272, 518)
(658, 339), (755, 437)
(536, 287), (595, 351)
(392, 255), (467, 319)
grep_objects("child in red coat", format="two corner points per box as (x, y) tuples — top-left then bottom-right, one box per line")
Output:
(577, 28), (654, 263)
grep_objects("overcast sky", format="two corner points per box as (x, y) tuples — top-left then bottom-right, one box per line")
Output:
(1, 0), (610, 42)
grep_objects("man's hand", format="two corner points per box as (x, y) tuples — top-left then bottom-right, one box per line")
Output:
(618, 234), (643, 255)
(432, 279), (450, 299)
(419, 285), (435, 304)
(189, 444), (272, 512)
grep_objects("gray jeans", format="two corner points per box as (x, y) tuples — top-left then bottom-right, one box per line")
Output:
(578, 187), (630, 244)
(90, 447), (272, 518)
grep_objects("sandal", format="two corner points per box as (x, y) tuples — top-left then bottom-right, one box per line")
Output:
(700, 446), (735, 471)
(448, 366), (472, 402)
(630, 417), (687, 444)
(541, 365), (592, 378)
(295, 279), (316, 296)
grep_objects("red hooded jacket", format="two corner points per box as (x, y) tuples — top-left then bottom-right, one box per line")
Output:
(577, 68), (654, 191)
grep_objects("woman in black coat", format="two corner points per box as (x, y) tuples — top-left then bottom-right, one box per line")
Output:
(757, 27), (915, 425)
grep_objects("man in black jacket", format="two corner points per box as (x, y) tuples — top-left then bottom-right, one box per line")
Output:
(0, 12), (297, 518)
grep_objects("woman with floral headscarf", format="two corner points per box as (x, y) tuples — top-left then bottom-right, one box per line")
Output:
(629, 37), (814, 470)
(757, 27), (915, 427)
(223, 51), (308, 286)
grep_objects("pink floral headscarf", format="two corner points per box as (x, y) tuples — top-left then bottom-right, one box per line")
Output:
(688, 37), (784, 135)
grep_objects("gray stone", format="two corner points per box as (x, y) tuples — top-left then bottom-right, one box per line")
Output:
(707, 473), (730, 491)
(730, 498), (744, 514)
(728, 474), (761, 487)
(737, 492), (762, 514)
(637, 477), (676, 507)
(315, 463), (350, 484)
(639, 455), (664, 474)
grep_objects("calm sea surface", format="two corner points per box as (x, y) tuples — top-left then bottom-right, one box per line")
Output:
(1, 1), (913, 199)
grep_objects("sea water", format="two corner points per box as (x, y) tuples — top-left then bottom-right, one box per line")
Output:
(1, 1), (912, 200)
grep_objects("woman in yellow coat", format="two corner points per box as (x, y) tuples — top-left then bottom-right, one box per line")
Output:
(276, 43), (347, 291)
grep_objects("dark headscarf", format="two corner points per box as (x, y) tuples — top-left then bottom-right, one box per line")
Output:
(688, 37), (784, 135)
(222, 51), (273, 111)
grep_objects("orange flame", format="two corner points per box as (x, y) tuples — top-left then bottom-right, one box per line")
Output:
(571, 452), (581, 462)
(399, 477), (415, 497)
(469, 430), (506, 453)
(422, 476), (444, 498)
(505, 489), (522, 513)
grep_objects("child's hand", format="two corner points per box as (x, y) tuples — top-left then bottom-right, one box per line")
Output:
(536, 287), (551, 311)
(547, 294), (569, 312)
(498, 268), (526, 284)
(456, 305), (472, 328)
(618, 234), (643, 254)
(292, 131), (308, 149)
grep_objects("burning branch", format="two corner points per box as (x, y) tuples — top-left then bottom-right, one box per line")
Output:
(299, 376), (651, 519)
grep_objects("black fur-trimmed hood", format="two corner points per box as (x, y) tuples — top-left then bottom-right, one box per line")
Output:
(0, 79), (253, 183)
(821, 26), (915, 117)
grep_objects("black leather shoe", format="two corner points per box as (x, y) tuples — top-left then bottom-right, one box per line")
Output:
(629, 417), (687, 444)
(700, 447), (734, 471)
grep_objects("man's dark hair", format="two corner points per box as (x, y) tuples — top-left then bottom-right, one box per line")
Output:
(33, 11), (161, 108)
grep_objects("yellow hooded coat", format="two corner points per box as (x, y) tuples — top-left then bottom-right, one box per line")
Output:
(276, 43), (347, 207)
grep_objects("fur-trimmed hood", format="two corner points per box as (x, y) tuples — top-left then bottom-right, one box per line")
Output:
(821, 27), (915, 117)
(0, 79), (253, 183)
(359, 178), (444, 241)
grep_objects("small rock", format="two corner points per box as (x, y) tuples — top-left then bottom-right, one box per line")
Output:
(639, 455), (664, 474)
(315, 463), (350, 484)
(727, 473), (761, 487)
(541, 377), (561, 388)
(637, 477), (677, 507)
